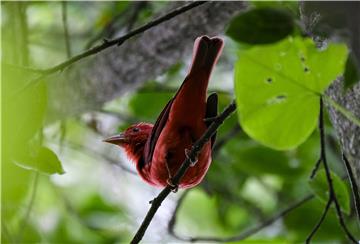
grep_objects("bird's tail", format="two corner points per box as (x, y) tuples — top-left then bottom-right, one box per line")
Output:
(188, 36), (224, 76)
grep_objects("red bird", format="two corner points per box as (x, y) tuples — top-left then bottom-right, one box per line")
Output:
(104, 36), (224, 189)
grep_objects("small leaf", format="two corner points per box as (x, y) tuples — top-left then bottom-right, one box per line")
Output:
(234, 37), (348, 149)
(226, 8), (294, 45)
(16, 147), (65, 175)
(309, 169), (350, 214)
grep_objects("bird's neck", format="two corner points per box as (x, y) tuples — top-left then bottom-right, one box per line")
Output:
(124, 142), (145, 164)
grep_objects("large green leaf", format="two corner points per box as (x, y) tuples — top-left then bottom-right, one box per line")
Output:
(309, 169), (350, 214)
(235, 37), (347, 150)
(226, 8), (294, 45)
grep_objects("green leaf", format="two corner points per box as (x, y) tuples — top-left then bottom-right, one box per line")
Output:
(234, 37), (347, 150)
(344, 54), (360, 90)
(309, 169), (350, 214)
(16, 147), (65, 175)
(226, 8), (294, 45)
(284, 197), (345, 241)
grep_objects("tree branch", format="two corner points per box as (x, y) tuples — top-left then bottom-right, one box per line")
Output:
(45, 1), (246, 120)
(130, 101), (237, 244)
(168, 192), (314, 242)
(32, 1), (208, 75)
(309, 157), (322, 179)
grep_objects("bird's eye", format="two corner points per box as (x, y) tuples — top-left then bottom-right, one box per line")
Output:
(132, 127), (140, 132)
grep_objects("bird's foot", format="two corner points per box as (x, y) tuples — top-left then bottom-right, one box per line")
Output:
(185, 148), (198, 167)
(167, 178), (178, 193)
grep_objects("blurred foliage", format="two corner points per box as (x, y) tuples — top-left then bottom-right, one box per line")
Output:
(309, 169), (350, 214)
(344, 54), (360, 90)
(1, 1), (359, 244)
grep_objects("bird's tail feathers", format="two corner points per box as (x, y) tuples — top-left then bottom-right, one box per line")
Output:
(188, 35), (224, 75)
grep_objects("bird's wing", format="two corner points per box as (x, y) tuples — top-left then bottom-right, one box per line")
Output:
(205, 93), (218, 148)
(143, 98), (174, 165)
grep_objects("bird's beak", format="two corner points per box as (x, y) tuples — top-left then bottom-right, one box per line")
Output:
(103, 133), (128, 145)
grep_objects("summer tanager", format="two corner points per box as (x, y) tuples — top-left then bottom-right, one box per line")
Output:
(104, 36), (224, 189)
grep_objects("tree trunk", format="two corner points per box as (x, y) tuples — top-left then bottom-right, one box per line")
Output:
(326, 80), (360, 192)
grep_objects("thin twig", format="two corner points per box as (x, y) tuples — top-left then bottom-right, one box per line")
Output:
(130, 101), (237, 244)
(84, 2), (125, 50)
(17, 172), (39, 242)
(125, 2), (148, 32)
(309, 157), (322, 179)
(85, 2), (147, 50)
(31, 1), (207, 75)
(212, 124), (241, 154)
(332, 195), (358, 243)
(12, 1), (207, 97)
(169, 193), (314, 242)
(305, 198), (333, 243)
(61, 1), (71, 58)
(168, 190), (190, 237)
(307, 97), (357, 243)
(319, 97), (357, 243)
(342, 153), (360, 225)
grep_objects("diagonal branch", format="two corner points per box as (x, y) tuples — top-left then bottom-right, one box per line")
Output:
(31, 1), (207, 76)
(130, 101), (237, 244)
(168, 192), (314, 242)
(305, 198), (332, 243)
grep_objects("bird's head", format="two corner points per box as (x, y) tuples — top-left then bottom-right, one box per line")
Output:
(103, 123), (153, 162)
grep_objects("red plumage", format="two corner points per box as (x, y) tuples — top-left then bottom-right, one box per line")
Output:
(104, 36), (224, 189)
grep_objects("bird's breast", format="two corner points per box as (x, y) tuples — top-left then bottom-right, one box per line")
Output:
(150, 123), (212, 188)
